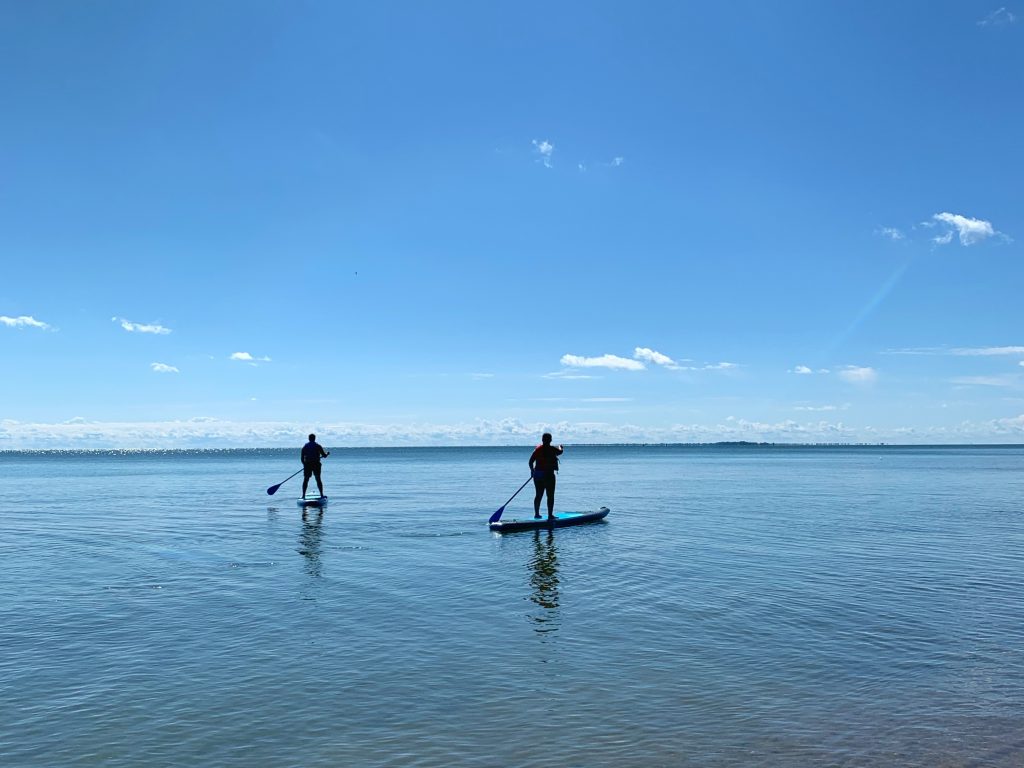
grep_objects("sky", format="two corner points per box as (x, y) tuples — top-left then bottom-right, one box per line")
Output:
(2, 1), (1023, 448)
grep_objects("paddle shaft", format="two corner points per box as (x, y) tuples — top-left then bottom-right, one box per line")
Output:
(488, 476), (533, 523)
(266, 467), (303, 495)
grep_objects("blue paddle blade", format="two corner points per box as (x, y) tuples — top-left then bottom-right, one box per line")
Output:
(488, 507), (505, 524)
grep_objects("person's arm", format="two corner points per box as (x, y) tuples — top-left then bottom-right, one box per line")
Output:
(528, 447), (537, 472)
(555, 445), (564, 456)
(320, 445), (330, 458)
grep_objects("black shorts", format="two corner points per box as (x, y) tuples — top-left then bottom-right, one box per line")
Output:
(533, 472), (556, 493)
(303, 463), (322, 480)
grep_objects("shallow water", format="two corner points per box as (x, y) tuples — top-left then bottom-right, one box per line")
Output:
(2, 445), (1023, 766)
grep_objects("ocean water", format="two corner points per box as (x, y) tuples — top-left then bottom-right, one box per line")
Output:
(2, 445), (1023, 767)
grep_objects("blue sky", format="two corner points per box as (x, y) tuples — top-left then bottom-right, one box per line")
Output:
(2, 1), (1023, 447)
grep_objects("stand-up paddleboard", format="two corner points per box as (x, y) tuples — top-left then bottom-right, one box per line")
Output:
(297, 496), (328, 508)
(489, 507), (609, 532)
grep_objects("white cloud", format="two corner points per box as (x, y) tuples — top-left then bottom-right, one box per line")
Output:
(701, 362), (738, 371)
(838, 366), (878, 384)
(952, 346), (1024, 356)
(578, 163), (587, 172)
(1, 315), (52, 330)
(8, 412), (1024, 447)
(610, 156), (625, 167)
(543, 371), (598, 380)
(952, 375), (1020, 388)
(878, 227), (905, 241)
(978, 7), (1017, 25)
(561, 353), (646, 371)
(230, 352), (271, 363)
(532, 139), (554, 168)
(633, 347), (679, 369)
(932, 212), (997, 246)
(794, 404), (847, 412)
(151, 362), (179, 373)
(791, 365), (813, 375)
(113, 317), (171, 334)
(888, 346), (1024, 357)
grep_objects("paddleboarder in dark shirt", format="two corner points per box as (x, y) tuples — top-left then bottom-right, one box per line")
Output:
(301, 433), (330, 499)
(529, 433), (564, 520)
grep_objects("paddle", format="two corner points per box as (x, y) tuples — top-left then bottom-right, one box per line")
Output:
(266, 468), (303, 496)
(488, 476), (533, 524)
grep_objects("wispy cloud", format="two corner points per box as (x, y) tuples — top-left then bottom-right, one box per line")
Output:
(978, 7), (1017, 26)
(889, 346), (1024, 357)
(151, 362), (179, 374)
(952, 375), (1020, 388)
(878, 227), (905, 241)
(838, 365), (878, 384)
(634, 347), (679, 369)
(932, 212), (998, 246)
(952, 346), (1024, 356)
(112, 317), (172, 334)
(794, 404), (849, 412)
(532, 139), (554, 168)
(230, 352), (271, 364)
(1, 315), (52, 330)
(561, 353), (645, 371)
(790, 365), (831, 374)
(610, 156), (625, 167)
(543, 370), (598, 380)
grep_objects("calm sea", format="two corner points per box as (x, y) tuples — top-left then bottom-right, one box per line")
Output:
(2, 445), (1023, 767)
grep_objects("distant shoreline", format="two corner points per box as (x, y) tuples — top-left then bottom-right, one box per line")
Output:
(3, 442), (1024, 454)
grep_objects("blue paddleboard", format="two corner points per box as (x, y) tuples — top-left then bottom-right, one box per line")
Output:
(297, 496), (328, 508)
(489, 507), (609, 532)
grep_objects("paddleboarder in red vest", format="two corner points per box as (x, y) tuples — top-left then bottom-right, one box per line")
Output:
(529, 433), (564, 520)
(301, 433), (330, 499)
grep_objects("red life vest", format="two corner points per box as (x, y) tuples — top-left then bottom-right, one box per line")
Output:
(531, 443), (560, 472)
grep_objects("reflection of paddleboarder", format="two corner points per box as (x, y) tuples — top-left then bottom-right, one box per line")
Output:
(529, 528), (560, 613)
(298, 512), (324, 578)
(301, 433), (330, 499)
(529, 433), (564, 520)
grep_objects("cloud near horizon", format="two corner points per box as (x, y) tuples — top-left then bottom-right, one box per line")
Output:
(113, 317), (171, 334)
(561, 353), (645, 371)
(151, 362), (179, 373)
(888, 346), (1024, 357)
(230, 352), (271, 363)
(633, 347), (679, 369)
(4, 414), (1024, 448)
(1, 315), (52, 330)
(838, 366), (878, 384)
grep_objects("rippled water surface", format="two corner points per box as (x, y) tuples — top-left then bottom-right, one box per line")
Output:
(2, 445), (1023, 767)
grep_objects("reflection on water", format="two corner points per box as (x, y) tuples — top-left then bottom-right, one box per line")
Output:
(527, 529), (560, 635)
(297, 510), (324, 578)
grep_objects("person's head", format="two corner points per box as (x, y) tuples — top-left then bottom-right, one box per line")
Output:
(541, 432), (552, 444)
(308, 433), (316, 441)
